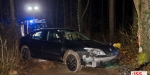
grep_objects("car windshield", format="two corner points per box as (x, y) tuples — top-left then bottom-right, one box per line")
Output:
(58, 30), (90, 40)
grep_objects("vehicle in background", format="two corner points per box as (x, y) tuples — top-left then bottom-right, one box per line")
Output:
(20, 19), (47, 37)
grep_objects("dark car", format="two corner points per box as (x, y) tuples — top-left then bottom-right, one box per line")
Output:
(19, 28), (119, 72)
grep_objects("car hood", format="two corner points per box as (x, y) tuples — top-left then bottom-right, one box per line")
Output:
(65, 40), (118, 55)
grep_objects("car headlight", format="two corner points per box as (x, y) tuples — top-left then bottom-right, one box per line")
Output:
(84, 48), (106, 56)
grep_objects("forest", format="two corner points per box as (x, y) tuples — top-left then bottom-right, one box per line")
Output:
(0, 0), (150, 75)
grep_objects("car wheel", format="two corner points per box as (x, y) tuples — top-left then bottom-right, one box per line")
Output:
(65, 50), (82, 72)
(21, 45), (31, 60)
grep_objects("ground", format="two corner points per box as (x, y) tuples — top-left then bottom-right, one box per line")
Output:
(17, 59), (120, 75)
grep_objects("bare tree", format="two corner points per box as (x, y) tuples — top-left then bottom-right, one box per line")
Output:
(10, 0), (15, 26)
(70, 0), (73, 27)
(82, 0), (91, 37)
(109, 0), (115, 43)
(77, 0), (89, 32)
(0, 0), (2, 22)
(81, 0), (89, 20)
(63, 0), (66, 28)
(77, 0), (82, 32)
(55, 0), (58, 28)
(48, 0), (54, 28)
(122, 0), (125, 26)
(101, 0), (104, 31)
(132, 0), (138, 33)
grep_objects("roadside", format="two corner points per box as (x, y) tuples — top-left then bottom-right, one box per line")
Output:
(18, 58), (120, 75)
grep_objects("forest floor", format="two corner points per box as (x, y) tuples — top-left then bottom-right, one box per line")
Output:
(17, 58), (120, 75)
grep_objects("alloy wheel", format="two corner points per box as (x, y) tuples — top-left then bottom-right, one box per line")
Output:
(66, 54), (77, 71)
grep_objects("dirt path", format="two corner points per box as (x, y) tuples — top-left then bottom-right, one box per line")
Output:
(23, 59), (120, 75)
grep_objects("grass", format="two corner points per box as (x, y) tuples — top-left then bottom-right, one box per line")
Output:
(0, 25), (21, 75)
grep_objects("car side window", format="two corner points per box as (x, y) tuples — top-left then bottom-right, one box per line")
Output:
(47, 31), (60, 41)
(32, 31), (43, 40)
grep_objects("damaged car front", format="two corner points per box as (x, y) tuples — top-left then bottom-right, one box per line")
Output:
(81, 45), (118, 68)
(58, 30), (119, 72)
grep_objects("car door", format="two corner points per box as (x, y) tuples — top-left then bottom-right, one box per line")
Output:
(42, 30), (63, 59)
(29, 30), (44, 58)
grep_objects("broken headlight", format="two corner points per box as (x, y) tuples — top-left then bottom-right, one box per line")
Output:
(84, 48), (106, 56)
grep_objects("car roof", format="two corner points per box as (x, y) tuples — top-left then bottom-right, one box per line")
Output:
(26, 28), (76, 37)
(35, 28), (75, 32)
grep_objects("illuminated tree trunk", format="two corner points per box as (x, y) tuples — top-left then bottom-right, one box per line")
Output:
(132, 2), (137, 33)
(133, 0), (150, 64)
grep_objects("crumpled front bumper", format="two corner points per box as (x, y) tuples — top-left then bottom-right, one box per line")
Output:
(81, 55), (118, 68)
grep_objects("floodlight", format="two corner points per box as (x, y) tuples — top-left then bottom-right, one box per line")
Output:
(34, 7), (38, 10)
(28, 7), (32, 10)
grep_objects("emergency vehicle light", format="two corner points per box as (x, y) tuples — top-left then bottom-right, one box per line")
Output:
(30, 20), (33, 23)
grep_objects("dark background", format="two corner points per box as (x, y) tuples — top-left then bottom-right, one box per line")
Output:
(0, 0), (134, 40)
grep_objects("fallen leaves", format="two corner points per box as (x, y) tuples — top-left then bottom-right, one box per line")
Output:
(9, 69), (18, 75)
(17, 58), (57, 75)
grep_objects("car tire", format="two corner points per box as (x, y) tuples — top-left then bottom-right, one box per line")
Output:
(65, 50), (82, 72)
(21, 45), (31, 60)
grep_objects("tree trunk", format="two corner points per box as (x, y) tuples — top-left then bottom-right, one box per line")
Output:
(101, 0), (104, 31)
(0, 0), (2, 22)
(63, 0), (66, 28)
(48, 0), (54, 28)
(81, 0), (89, 34)
(122, 0), (125, 26)
(109, 0), (115, 43)
(81, 0), (89, 20)
(132, 1), (138, 33)
(70, 0), (73, 27)
(10, 0), (15, 26)
(77, 0), (82, 32)
(56, 0), (58, 28)
(133, 0), (150, 64)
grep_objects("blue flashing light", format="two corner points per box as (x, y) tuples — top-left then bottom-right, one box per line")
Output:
(30, 20), (33, 23)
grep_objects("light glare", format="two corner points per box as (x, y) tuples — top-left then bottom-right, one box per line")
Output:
(28, 7), (32, 10)
(30, 20), (33, 23)
(34, 7), (38, 10)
